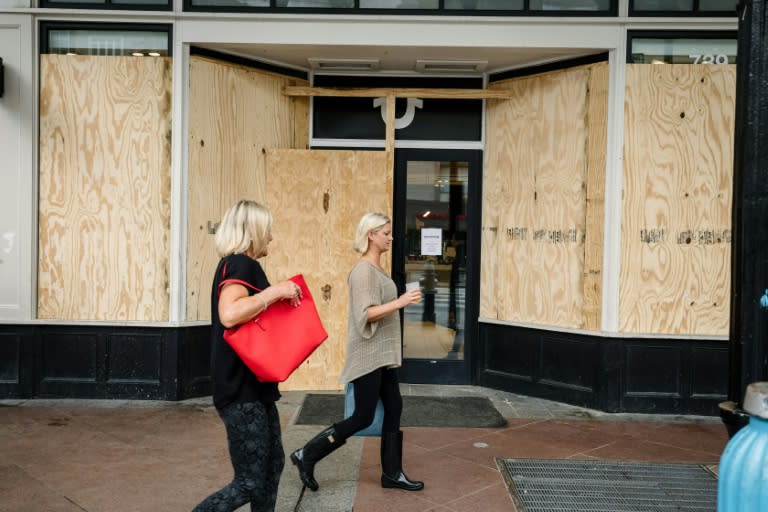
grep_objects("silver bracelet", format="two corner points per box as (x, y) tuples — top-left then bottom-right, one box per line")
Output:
(256, 293), (268, 312)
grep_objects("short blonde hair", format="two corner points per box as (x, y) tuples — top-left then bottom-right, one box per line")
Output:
(214, 200), (273, 258)
(353, 212), (391, 254)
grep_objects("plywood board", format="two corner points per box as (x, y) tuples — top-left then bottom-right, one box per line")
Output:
(38, 55), (172, 321)
(582, 62), (609, 331)
(483, 64), (602, 329)
(284, 85), (515, 99)
(186, 56), (309, 321)
(265, 149), (392, 391)
(621, 64), (735, 335)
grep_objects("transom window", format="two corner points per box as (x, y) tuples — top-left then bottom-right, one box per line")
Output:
(185, 0), (616, 14)
(40, 23), (172, 57)
(41, 0), (170, 10)
(630, 0), (737, 16)
(627, 31), (737, 64)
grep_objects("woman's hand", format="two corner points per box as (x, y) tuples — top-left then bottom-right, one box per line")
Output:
(219, 279), (302, 328)
(366, 288), (421, 323)
(399, 288), (421, 308)
(271, 279), (302, 307)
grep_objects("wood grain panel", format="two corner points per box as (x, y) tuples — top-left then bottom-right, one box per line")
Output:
(284, 86), (515, 99)
(483, 65), (595, 328)
(265, 149), (391, 391)
(186, 56), (309, 321)
(621, 64), (735, 335)
(582, 62), (609, 330)
(38, 55), (172, 321)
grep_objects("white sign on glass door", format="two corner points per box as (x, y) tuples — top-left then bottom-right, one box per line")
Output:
(421, 228), (442, 256)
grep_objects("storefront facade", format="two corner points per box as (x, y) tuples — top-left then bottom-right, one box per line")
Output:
(0, 1), (741, 415)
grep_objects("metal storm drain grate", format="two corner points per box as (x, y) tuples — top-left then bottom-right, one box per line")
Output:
(497, 458), (717, 512)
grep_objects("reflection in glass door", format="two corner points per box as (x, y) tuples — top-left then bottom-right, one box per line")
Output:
(403, 160), (467, 360)
(394, 149), (481, 384)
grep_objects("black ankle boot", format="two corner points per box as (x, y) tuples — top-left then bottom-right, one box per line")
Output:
(290, 425), (345, 492)
(380, 431), (424, 491)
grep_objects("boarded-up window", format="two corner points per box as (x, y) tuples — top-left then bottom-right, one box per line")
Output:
(186, 56), (310, 321)
(481, 62), (608, 330)
(621, 64), (735, 335)
(38, 55), (172, 321)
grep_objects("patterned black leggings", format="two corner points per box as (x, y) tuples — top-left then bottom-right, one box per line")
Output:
(192, 401), (284, 512)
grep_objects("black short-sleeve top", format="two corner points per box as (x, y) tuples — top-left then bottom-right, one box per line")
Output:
(210, 253), (280, 410)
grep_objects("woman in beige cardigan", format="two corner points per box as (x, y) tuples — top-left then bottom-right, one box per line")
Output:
(290, 212), (424, 493)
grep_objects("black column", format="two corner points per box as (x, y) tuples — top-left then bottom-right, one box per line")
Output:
(728, 0), (768, 406)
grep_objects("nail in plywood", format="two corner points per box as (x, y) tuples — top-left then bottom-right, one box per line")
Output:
(265, 149), (392, 391)
(186, 56), (309, 321)
(38, 55), (172, 321)
(621, 64), (735, 335)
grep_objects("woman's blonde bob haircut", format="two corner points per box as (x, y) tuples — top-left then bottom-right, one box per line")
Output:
(214, 200), (273, 258)
(353, 212), (391, 254)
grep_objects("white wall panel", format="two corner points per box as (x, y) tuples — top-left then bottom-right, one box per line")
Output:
(0, 15), (33, 321)
(181, 18), (623, 50)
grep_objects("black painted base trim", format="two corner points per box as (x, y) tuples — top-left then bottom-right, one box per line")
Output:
(0, 324), (211, 400)
(477, 323), (728, 416)
(1, 321), (729, 416)
(400, 359), (466, 385)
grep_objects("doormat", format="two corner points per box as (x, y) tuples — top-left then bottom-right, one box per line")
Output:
(295, 394), (507, 428)
(496, 458), (718, 512)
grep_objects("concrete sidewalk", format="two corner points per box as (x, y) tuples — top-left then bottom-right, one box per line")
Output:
(0, 385), (728, 512)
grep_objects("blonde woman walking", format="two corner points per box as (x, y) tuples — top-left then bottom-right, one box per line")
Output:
(290, 212), (424, 493)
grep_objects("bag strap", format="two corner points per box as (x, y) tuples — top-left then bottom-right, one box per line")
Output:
(218, 260), (264, 297)
(218, 278), (263, 297)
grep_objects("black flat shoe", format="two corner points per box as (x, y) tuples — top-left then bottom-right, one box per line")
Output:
(381, 471), (424, 491)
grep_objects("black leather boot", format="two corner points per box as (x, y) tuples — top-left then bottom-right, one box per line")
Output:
(380, 431), (424, 491)
(290, 425), (345, 492)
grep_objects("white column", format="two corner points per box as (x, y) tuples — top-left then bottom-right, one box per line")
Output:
(168, 29), (189, 323)
(601, 39), (628, 334)
(0, 14), (34, 322)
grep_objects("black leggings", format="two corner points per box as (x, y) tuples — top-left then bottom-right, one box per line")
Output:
(192, 401), (284, 512)
(334, 367), (401, 440)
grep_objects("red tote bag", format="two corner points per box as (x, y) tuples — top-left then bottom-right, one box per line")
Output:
(218, 274), (328, 382)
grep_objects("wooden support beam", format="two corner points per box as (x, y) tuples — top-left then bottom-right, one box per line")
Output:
(283, 85), (513, 99)
(385, 94), (395, 153)
(385, 94), (395, 176)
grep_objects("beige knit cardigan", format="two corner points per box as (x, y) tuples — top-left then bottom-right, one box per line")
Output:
(338, 260), (402, 385)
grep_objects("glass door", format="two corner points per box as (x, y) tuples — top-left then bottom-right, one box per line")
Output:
(393, 149), (482, 384)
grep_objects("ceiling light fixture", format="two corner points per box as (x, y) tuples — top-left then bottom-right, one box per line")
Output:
(308, 58), (380, 71)
(415, 60), (488, 73)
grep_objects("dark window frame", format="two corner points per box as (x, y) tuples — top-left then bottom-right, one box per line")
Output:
(489, 52), (608, 83)
(628, 0), (737, 17)
(40, 0), (171, 11)
(311, 75), (483, 143)
(183, 0), (618, 16)
(39, 21), (173, 56)
(626, 30), (737, 64)
(190, 46), (308, 79)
